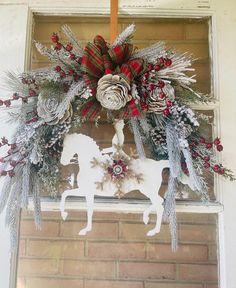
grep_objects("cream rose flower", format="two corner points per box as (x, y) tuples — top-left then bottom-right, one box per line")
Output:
(96, 74), (132, 110)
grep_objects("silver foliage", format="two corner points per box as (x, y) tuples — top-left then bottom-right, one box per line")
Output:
(130, 117), (146, 160)
(166, 122), (181, 178)
(132, 41), (166, 62)
(62, 24), (84, 56)
(112, 24), (135, 47)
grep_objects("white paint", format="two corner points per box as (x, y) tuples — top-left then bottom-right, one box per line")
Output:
(0, 5), (28, 288)
(60, 132), (166, 237)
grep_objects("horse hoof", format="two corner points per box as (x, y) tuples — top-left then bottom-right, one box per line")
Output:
(61, 211), (68, 221)
(147, 229), (157, 237)
(143, 214), (149, 225)
(78, 228), (90, 236)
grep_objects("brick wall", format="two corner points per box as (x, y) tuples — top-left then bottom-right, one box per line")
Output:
(16, 16), (218, 288)
(17, 211), (218, 288)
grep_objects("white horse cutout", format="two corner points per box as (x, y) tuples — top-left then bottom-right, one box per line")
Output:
(60, 120), (195, 237)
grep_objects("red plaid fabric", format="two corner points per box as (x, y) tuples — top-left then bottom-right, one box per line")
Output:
(80, 35), (146, 116)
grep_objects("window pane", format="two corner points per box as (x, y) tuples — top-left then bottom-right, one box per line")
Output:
(32, 16), (214, 201)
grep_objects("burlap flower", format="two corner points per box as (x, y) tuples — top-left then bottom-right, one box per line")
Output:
(96, 74), (132, 110)
(37, 93), (73, 125)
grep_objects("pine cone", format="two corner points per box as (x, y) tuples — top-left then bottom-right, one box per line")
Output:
(37, 93), (73, 125)
(96, 74), (132, 110)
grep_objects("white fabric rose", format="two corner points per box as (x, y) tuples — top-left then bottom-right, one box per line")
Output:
(96, 74), (132, 110)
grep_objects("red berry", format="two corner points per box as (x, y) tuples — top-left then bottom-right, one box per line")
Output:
(144, 72), (149, 78)
(55, 42), (62, 50)
(217, 144), (223, 152)
(140, 102), (148, 111)
(163, 108), (170, 117)
(213, 164), (220, 173)
(192, 151), (198, 158)
(12, 93), (19, 100)
(60, 71), (66, 78)
(199, 137), (205, 144)
(76, 57), (82, 63)
(158, 81), (165, 88)
(21, 78), (28, 84)
(159, 57), (164, 64)
(213, 138), (221, 145)
(51, 33), (59, 43)
(55, 65), (62, 72)
(206, 143), (213, 149)
(10, 144), (17, 150)
(154, 64), (161, 71)
(10, 160), (17, 167)
(165, 59), (172, 66)
(0, 100), (3, 106)
(148, 84), (154, 91)
(143, 92), (148, 98)
(4, 100), (11, 107)
(219, 168), (225, 175)
(70, 54), (76, 60)
(181, 162), (187, 169)
(204, 162), (210, 169)
(29, 89), (36, 97)
(159, 92), (166, 99)
(65, 43), (73, 52)
(204, 156), (210, 162)
(147, 64), (154, 70)
(74, 74), (80, 82)
(166, 100), (173, 107)
(68, 69), (75, 76)
(0, 170), (7, 176)
(8, 170), (15, 177)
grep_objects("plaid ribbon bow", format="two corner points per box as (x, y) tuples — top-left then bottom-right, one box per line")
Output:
(81, 35), (146, 96)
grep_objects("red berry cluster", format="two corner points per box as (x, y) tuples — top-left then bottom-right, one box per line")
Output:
(189, 136), (225, 175)
(0, 138), (22, 177)
(0, 77), (38, 108)
(51, 33), (82, 82)
(140, 57), (173, 116)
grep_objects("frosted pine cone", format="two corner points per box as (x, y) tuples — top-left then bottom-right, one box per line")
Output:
(96, 74), (132, 110)
(37, 93), (73, 125)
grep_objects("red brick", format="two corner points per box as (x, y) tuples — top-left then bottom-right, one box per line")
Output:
(179, 264), (218, 281)
(20, 220), (59, 237)
(145, 282), (203, 288)
(148, 244), (208, 262)
(60, 221), (118, 239)
(185, 23), (208, 40)
(177, 213), (216, 225)
(63, 260), (116, 278)
(179, 224), (216, 242)
(88, 242), (145, 259)
(205, 284), (218, 288)
(119, 262), (175, 280)
(18, 259), (59, 276)
(120, 223), (170, 241)
(26, 277), (83, 288)
(85, 280), (143, 288)
(208, 245), (217, 262)
(28, 240), (84, 258)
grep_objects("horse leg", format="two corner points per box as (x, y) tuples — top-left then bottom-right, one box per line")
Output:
(78, 194), (94, 236)
(143, 205), (153, 225)
(146, 195), (164, 237)
(60, 189), (83, 221)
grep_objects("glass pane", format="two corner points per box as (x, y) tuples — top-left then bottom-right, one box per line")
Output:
(32, 16), (214, 201)
(17, 210), (218, 288)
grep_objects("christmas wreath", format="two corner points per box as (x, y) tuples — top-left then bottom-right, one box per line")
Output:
(0, 24), (234, 249)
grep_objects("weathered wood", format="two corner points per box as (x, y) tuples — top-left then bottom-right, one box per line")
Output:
(110, 0), (118, 43)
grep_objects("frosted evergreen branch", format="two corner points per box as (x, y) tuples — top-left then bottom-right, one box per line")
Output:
(131, 42), (166, 61)
(130, 117), (146, 160)
(112, 24), (136, 47)
(0, 177), (12, 214)
(62, 24), (84, 56)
